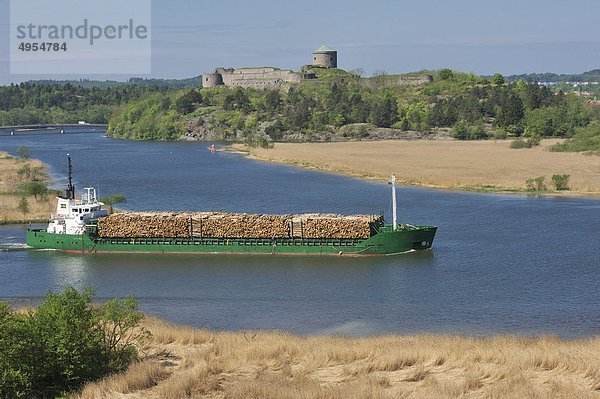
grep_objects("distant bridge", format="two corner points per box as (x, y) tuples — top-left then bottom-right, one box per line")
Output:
(0, 123), (107, 133)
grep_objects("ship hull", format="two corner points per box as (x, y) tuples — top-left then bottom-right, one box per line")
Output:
(26, 225), (436, 256)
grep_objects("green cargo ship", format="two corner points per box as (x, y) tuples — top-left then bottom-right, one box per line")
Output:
(26, 158), (436, 256)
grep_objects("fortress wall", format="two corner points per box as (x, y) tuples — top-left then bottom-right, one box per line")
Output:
(221, 68), (304, 89)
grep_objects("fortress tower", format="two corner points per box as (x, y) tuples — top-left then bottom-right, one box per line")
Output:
(202, 72), (224, 88)
(312, 45), (337, 68)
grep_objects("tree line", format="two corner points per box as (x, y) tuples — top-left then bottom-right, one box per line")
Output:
(107, 69), (600, 151)
(0, 82), (167, 126)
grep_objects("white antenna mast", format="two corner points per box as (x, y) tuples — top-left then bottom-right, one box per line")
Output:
(392, 175), (397, 230)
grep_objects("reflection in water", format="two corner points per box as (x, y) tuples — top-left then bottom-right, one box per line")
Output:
(48, 253), (89, 290)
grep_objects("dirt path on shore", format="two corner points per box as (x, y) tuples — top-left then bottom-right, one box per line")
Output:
(232, 139), (600, 196)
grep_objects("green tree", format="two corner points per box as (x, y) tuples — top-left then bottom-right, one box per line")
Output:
(16, 197), (29, 215)
(100, 194), (126, 213)
(98, 295), (148, 370)
(492, 73), (506, 85)
(20, 181), (48, 200)
(174, 90), (202, 114)
(15, 146), (30, 160)
(495, 92), (525, 131)
(551, 174), (570, 190)
(439, 69), (454, 80)
(524, 108), (554, 140)
(0, 287), (145, 399)
(265, 90), (282, 113)
(369, 98), (396, 128)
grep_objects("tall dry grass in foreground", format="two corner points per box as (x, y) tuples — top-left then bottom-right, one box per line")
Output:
(236, 139), (600, 195)
(0, 151), (56, 223)
(75, 317), (600, 399)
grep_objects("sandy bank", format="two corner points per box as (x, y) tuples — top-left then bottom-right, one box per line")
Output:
(75, 317), (600, 399)
(231, 139), (600, 197)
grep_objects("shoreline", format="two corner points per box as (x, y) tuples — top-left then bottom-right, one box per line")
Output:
(76, 316), (600, 399)
(229, 140), (600, 199)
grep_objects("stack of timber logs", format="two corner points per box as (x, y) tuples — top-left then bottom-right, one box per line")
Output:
(97, 212), (383, 239)
(97, 212), (189, 238)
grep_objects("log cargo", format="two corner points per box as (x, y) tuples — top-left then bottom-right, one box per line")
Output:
(26, 159), (438, 255)
(97, 212), (383, 239)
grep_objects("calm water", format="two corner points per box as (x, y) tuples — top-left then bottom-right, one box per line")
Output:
(1, 129), (599, 338)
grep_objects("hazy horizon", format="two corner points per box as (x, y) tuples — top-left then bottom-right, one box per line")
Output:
(1, 0), (599, 85)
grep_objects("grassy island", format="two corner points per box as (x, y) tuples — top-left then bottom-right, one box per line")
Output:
(233, 139), (600, 196)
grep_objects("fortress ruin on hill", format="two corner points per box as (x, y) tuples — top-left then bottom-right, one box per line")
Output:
(202, 45), (338, 89)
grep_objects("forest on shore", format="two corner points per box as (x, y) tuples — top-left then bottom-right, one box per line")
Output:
(2, 69), (599, 152)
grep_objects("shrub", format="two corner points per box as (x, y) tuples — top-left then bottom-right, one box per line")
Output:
(15, 146), (30, 160)
(452, 120), (487, 140)
(510, 138), (531, 149)
(510, 137), (540, 149)
(16, 196), (29, 215)
(551, 174), (570, 191)
(525, 176), (547, 191)
(491, 128), (508, 140)
(439, 68), (454, 80)
(0, 287), (146, 399)
(550, 121), (600, 152)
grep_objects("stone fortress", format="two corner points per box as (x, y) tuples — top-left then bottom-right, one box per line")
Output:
(202, 45), (338, 89)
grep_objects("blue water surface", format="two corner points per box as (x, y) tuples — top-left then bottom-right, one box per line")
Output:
(1, 129), (598, 338)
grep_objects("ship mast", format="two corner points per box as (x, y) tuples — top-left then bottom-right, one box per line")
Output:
(390, 174), (397, 230)
(65, 153), (75, 200)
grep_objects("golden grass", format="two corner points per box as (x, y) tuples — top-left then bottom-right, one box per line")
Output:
(0, 151), (56, 223)
(73, 317), (600, 399)
(232, 139), (600, 195)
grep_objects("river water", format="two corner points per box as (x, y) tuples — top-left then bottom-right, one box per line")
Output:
(1, 129), (599, 338)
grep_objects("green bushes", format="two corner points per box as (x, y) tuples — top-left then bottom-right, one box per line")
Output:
(0, 287), (146, 399)
(510, 138), (530, 148)
(551, 174), (570, 190)
(525, 176), (547, 191)
(509, 137), (540, 149)
(451, 120), (487, 140)
(550, 121), (600, 152)
(107, 93), (187, 140)
(525, 174), (571, 191)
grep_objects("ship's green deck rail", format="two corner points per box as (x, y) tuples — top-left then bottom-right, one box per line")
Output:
(377, 224), (437, 233)
(93, 237), (366, 247)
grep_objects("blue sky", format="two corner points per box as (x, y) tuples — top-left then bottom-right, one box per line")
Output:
(1, 0), (599, 84)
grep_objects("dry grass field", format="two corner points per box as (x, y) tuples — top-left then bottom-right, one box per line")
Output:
(0, 151), (56, 223)
(74, 317), (600, 399)
(233, 139), (600, 195)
